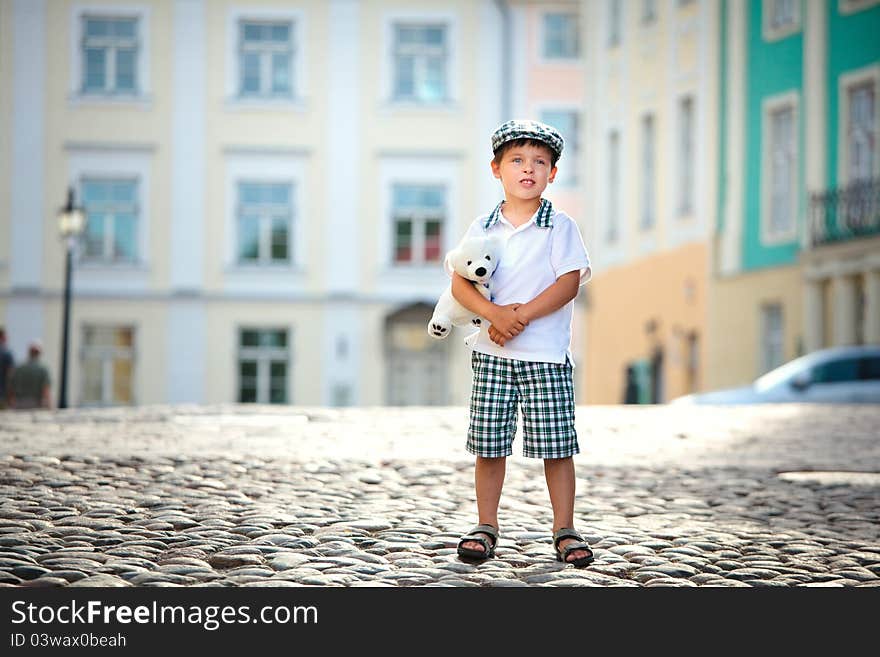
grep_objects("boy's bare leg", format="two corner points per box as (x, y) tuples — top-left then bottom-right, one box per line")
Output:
(460, 456), (506, 553)
(543, 457), (591, 562)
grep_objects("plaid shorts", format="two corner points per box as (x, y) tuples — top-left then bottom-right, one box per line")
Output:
(467, 351), (579, 459)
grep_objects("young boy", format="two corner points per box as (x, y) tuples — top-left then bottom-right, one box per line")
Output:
(446, 119), (594, 566)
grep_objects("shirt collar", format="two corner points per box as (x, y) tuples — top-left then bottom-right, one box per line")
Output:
(484, 198), (554, 230)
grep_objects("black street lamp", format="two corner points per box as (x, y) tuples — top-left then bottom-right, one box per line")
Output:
(58, 187), (85, 409)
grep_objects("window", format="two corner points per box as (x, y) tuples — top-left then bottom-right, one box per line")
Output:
(608, 0), (622, 47)
(860, 356), (880, 380)
(332, 384), (352, 407)
(642, 0), (657, 24)
(543, 13), (580, 59)
(81, 179), (139, 263)
(641, 115), (656, 230)
(392, 185), (445, 265)
(608, 130), (621, 242)
(686, 332), (699, 393)
(238, 21), (293, 98)
(678, 96), (695, 216)
(81, 325), (134, 406)
(770, 0), (796, 28)
(760, 304), (784, 375)
(393, 24), (447, 102)
(237, 182), (293, 265)
(540, 109), (579, 186)
(847, 80), (876, 182)
(238, 329), (289, 404)
(765, 101), (798, 240)
(811, 357), (861, 384)
(762, 0), (801, 41)
(82, 17), (139, 94)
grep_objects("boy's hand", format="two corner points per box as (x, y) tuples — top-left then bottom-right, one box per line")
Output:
(488, 325), (506, 346)
(487, 303), (528, 345)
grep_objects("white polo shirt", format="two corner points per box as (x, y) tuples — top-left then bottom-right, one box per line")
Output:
(444, 199), (591, 365)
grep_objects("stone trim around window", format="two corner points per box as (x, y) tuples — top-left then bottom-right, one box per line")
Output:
(761, 0), (802, 43)
(69, 3), (152, 105)
(837, 64), (880, 188)
(225, 6), (306, 109)
(380, 9), (460, 109)
(760, 90), (801, 247)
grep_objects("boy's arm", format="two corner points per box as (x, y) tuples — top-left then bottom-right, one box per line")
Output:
(517, 269), (585, 322)
(451, 273), (527, 339)
(451, 272), (495, 318)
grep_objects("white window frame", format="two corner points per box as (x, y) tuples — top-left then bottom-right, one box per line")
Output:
(839, 0), (880, 15)
(390, 183), (447, 267)
(67, 146), (152, 292)
(235, 181), (295, 266)
(79, 323), (137, 407)
(608, 0), (622, 48)
(391, 23), (449, 103)
(237, 20), (295, 99)
(224, 152), (308, 293)
(761, 91), (800, 245)
(641, 0), (658, 25)
(225, 7), (306, 109)
(537, 105), (580, 187)
(678, 95), (696, 217)
(641, 113), (656, 231)
(607, 128), (621, 243)
(69, 4), (151, 104)
(381, 10), (460, 109)
(236, 327), (291, 405)
(762, 0), (801, 42)
(838, 64), (880, 187)
(378, 155), (460, 297)
(80, 177), (140, 264)
(540, 11), (581, 62)
(759, 303), (784, 375)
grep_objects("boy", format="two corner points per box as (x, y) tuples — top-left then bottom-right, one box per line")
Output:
(446, 119), (593, 566)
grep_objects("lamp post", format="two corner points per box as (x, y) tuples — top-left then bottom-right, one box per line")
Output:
(58, 187), (85, 409)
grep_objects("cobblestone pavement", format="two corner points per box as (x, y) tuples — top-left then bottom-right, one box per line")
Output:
(1, 404), (879, 588)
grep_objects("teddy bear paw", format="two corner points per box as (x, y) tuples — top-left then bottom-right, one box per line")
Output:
(428, 322), (450, 339)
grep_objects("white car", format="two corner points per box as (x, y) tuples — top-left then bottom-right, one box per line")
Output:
(671, 346), (880, 404)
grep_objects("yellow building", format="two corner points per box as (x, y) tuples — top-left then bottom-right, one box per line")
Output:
(580, 0), (719, 403)
(0, 0), (518, 407)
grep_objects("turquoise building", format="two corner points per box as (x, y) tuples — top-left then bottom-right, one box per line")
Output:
(708, 0), (880, 390)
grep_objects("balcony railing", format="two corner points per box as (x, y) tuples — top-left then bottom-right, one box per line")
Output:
(809, 178), (880, 248)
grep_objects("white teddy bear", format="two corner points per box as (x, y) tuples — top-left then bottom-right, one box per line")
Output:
(428, 236), (503, 340)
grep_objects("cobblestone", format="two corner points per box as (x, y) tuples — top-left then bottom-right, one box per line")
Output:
(1, 404), (879, 587)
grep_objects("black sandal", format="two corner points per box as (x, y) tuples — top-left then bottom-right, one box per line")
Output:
(553, 527), (594, 567)
(456, 524), (499, 562)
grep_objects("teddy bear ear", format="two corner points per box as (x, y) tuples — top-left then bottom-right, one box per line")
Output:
(445, 247), (462, 271)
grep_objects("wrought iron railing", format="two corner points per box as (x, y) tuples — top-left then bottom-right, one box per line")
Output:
(809, 178), (880, 247)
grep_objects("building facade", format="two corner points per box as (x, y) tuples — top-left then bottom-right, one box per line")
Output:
(580, 0), (718, 404)
(1, 0), (592, 408)
(710, 0), (880, 391)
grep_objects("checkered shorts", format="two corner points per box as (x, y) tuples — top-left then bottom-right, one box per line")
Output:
(467, 351), (579, 459)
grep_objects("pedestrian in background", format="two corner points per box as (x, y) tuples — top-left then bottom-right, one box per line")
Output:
(624, 365), (639, 404)
(10, 340), (51, 410)
(0, 328), (13, 409)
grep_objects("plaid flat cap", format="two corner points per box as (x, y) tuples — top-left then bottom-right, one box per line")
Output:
(491, 119), (564, 159)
